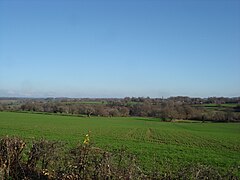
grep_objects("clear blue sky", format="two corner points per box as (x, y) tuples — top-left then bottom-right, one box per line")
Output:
(0, 0), (240, 98)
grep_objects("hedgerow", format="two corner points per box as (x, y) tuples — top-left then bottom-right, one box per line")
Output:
(0, 136), (239, 179)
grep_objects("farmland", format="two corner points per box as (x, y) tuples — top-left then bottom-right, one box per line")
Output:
(0, 111), (239, 175)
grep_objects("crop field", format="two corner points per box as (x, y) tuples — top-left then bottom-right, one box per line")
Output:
(0, 111), (240, 174)
(193, 103), (240, 112)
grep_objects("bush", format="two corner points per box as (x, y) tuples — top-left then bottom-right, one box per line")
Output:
(0, 136), (144, 179)
(0, 136), (239, 179)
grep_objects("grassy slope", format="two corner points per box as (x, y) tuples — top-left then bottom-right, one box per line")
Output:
(0, 111), (239, 173)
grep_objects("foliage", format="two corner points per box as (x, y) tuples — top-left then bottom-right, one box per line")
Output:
(0, 136), (145, 179)
(0, 136), (239, 179)
(0, 112), (240, 177)
(1, 96), (240, 122)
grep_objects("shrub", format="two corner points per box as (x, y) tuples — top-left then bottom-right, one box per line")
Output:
(0, 136), (239, 179)
(0, 136), (144, 179)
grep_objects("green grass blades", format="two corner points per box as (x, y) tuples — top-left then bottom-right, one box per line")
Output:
(0, 111), (239, 174)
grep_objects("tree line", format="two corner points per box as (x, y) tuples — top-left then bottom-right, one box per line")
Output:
(0, 96), (240, 122)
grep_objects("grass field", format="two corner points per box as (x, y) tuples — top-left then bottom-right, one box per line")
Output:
(0, 111), (239, 174)
(194, 103), (239, 112)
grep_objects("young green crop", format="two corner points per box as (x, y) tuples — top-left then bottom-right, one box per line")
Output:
(0, 111), (239, 174)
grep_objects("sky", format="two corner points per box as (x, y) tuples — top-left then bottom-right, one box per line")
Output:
(0, 0), (240, 98)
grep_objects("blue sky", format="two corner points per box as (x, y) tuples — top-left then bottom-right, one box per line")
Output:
(0, 0), (240, 98)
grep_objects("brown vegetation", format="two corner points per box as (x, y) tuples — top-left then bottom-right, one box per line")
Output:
(0, 136), (239, 179)
(0, 96), (240, 122)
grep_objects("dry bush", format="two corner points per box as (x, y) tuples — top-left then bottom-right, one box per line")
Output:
(148, 163), (240, 180)
(26, 139), (64, 179)
(0, 136), (239, 180)
(56, 145), (145, 179)
(0, 136), (144, 180)
(0, 136), (26, 179)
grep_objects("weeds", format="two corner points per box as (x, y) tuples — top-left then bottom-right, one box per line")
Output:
(0, 136), (26, 179)
(0, 136), (239, 179)
(0, 136), (144, 179)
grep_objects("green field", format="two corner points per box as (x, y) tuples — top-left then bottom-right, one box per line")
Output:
(0, 111), (239, 174)
(194, 103), (239, 112)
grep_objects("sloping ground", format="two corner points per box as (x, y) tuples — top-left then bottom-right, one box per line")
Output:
(0, 111), (239, 175)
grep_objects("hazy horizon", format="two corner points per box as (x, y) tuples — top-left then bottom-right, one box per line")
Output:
(1, 0), (240, 98)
